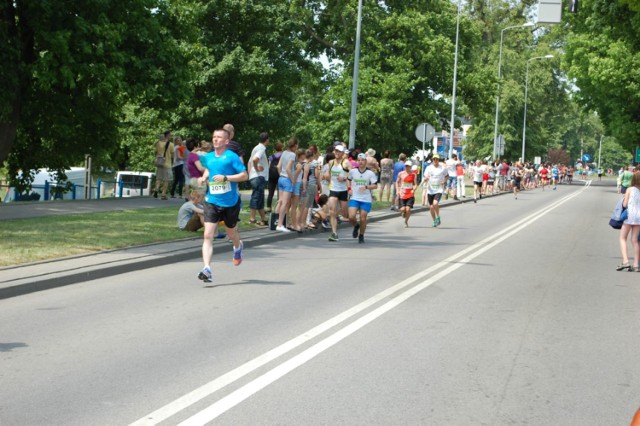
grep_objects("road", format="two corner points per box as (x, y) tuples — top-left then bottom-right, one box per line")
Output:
(1, 181), (638, 425)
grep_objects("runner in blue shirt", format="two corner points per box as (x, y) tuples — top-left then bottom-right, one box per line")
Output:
(196, 129), (248, 282)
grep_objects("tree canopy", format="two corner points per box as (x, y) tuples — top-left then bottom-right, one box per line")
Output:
(1, 0), (636, 192)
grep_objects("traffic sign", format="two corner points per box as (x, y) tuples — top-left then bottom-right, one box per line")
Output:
(415, 123), (435, 143)
(582, 153), (591, 162)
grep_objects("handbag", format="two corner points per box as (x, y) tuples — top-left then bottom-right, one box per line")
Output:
(155, 140), (171, 167)
(609, 198), (628, 229)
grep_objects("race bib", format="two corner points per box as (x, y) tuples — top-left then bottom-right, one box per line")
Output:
(209, 181), (231, 195)
(429, 181), (443, 190)
(353, 178), (368, 188)
(401, 182), (413, 189)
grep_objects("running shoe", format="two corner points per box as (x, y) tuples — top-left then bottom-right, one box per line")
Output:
(321, 220), (331, 229)
(433, 220), (437, 227)
(276, 226), (291, 233)
(436, 216), (441, 226)
(233, 241), (243, 266)
(328, 233), (339, 242)
(352, 223), (360, 238)
(198, 266), (213, 282)
(358, 235), (364, 244)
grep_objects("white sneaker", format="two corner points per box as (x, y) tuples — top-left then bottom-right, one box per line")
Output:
(276, 226), (291, 233)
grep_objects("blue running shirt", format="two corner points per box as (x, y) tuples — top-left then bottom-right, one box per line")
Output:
(201, 149), (246, 207)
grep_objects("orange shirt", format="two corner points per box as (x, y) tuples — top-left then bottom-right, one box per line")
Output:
(398, 171), (417, 199)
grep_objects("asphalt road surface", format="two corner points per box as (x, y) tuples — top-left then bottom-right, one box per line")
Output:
(1, 181), (639, 425)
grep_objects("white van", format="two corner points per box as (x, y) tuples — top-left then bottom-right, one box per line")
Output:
(3, 167), (88, 202)
(110, 171), (155, 197)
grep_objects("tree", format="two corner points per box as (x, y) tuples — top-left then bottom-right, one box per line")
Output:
(562, 0), (640, 151)
(290, 0), (487, 156)
(0, 0), (187, 192)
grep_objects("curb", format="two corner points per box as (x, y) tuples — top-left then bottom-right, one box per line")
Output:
(0, 193), (500, 299)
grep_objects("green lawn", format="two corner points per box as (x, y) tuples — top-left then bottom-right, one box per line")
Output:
(0, 184), (478, 267)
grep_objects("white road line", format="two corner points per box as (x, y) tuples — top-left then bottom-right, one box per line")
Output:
(131, 187), (588, 425)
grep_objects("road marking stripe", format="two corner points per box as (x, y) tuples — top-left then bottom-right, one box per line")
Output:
(132, 186), (587, 425)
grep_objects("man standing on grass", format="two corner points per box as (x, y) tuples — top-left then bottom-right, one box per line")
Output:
(197, 128), (248, 282)
(247, 131), (270, 226)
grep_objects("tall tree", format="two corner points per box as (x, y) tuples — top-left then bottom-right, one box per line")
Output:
(0, 0), (186, 190)
(290, 0), (486, 156)
(563, 0), (640, 150)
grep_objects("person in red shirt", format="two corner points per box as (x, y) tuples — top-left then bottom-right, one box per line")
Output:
(396, 161), (418, 228)
(538, 164), (549, 191)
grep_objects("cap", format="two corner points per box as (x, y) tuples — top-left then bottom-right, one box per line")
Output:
(432, 154), (440, 159)
(405, 160), (413, 167)
(334, 145), (346, 153)
(357, 153), (366, 160)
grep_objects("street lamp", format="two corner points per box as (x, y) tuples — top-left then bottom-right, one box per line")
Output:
(492, 22), (534, 159)
(348, 0), (363, 150)
(521, 55), (554, 163)
(448, 0), (461, 160)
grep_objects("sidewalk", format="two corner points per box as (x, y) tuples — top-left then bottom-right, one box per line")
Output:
(0, 192), (490, 300)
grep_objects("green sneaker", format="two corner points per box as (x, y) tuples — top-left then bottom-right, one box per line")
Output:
(328, 233), (339, 242)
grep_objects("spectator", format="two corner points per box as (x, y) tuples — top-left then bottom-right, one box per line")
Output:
(247, 132), (270, 226)
(186, 139), (205, 190)
(378, 150), (394, 204)
(177, 190), (205, 232)
(170, 136), (186, 198)
(153, 130), (174, 200)
(266, 141), (283, 214)
(618, 171), (640, 271)
(223, 123), (245, 164)
(391, 153), (407, 210)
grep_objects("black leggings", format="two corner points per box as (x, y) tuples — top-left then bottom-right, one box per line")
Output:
(266, 176), (278, 210)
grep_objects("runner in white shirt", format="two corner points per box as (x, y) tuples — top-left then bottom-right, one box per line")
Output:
(347, 153), (378, 243)
(423, 154), (447, 227)
(472, 160), (485, 203)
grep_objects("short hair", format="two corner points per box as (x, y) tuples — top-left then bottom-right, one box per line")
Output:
(213, 129), (230, 139)
(163, 129), (172, 137)
(399, 153), (407, 161)
(189, 189), (203, 200)
(260, 132), (269, 142)
(383, 150), (391, 158)
(318, 194), (329, 206)
(274, 142), (283, 152)
(223, 123), (235, 134)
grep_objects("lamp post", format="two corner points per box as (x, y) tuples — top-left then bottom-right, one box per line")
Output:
(492, 22), (534, 159)
(521, 55), (554, 162)
(448, 0), (461, 160)
(348, 0), (363, 150)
